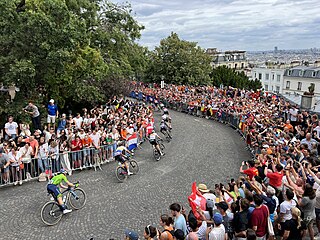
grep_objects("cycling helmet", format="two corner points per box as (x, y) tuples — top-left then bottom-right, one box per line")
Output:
(152, 130), (155, 133)
(60, 169), (67, 174)
(160, 103), (164, 108)
(163, 108), (168, 113)
(117, 140), (125, 146)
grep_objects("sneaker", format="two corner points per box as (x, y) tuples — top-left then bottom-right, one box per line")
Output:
(50, 197), (55, 201)
(80, 166), (83, 170)
(14, 181), (18, 186)
(128, 172), (133, 176)
(19, 180), (22, 185)
(63, 209), (72, 214)
(26, 172), (32, 180)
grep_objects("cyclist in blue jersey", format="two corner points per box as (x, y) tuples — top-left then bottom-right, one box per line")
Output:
(47, 169), (76, 214)
(115, 142), (133, 175)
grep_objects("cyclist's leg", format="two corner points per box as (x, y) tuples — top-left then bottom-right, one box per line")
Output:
(47, 184), (65, 210)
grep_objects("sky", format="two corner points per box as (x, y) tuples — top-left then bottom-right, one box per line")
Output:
(122, 0), (320, 51)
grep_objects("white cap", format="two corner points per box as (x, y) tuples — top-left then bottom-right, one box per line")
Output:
(49, 99), (54, 103)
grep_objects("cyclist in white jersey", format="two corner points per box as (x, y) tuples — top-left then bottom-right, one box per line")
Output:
(149, 130), (164, 156)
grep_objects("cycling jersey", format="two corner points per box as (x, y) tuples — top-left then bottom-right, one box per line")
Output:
(149, 133), (157, 140)
(115, 146), (126, 156)
(47, 174), (68, 198)
(160, 122), (167, 129)
(50, 174), (68, 185)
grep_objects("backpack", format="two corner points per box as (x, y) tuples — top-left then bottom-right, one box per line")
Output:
(163, 229), (175, 237)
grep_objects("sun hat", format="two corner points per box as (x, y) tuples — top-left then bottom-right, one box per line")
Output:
(198, 183), (210, 193)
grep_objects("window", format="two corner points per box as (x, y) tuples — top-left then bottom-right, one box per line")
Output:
(313, 71), (317, 77)
(235, 63), (238, 69)
(288, 70), (291, 76)
(258, 73), (262, 80)
(266, 73), (269, 80)
(254, 73), (257, 78)
(271, 86), (274, 91)
(277, 75), (281, 82)
(299, 70), (304, 76)
(241, 63), (244, 68)
(276, 86), (280, 93)
(297, 82), (302, 90)
(286, 81), (290, 89)
(272, 74), (275, 80)
(265, 85), (268, 91)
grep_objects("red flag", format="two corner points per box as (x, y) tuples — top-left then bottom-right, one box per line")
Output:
(188, 182), (207, 219)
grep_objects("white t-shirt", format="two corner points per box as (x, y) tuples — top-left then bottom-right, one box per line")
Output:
(4, 122), (18, 135)
(73, 117), (83, 129)
(209, 224), (225, 240)
(280, 200), (296, 222)
(289, 108), (298, 121)
(90, 133), (100, 147)
(314, 126), (320, 138)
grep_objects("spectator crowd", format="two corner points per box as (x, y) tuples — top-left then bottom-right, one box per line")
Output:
(0, 96), (156, 185)
(121, 83), (320, 240)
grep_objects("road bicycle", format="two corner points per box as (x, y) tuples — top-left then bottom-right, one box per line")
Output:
(40, 183), (86, 226)
(115, 155), (139, 182)
(161, 129), (172, 142)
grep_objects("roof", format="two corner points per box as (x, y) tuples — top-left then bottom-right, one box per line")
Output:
(282, 93), (320, 113)
(284, 66), (320, 78)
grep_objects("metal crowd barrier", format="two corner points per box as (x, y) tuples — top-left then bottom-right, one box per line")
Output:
(0, 144), (117, 187)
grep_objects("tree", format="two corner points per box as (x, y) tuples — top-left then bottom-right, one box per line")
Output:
(210, 66), (262, 91)
(146, 32), (212, 85)
(0, 0), (147, 120)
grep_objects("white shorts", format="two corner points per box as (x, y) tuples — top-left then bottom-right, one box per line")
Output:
(47, 115), (56, 124)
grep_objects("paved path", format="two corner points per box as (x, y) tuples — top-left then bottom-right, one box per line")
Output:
(0, 110), (250, 240)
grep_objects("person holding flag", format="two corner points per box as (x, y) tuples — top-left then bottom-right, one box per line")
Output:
(188, 182), (207, 219)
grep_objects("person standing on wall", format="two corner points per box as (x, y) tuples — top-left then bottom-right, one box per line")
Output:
(47, 99), (59, 130)
(23, 101), (41, 131)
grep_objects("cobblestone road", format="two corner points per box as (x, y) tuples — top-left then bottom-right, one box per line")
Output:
(0, 110), (250, 240)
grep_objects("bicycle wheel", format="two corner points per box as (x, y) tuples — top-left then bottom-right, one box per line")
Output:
(129, 160), (139, 174)
(153, 149), (161, 161)
(68, 188), (87, 210)
(165, 134), (171, 142)
(115, 166), (127, 182)
(40, 201), (63, 226)
(160, 143), (165, 151)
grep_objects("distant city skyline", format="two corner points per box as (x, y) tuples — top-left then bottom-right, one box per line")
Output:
(125, 0), (320, 51)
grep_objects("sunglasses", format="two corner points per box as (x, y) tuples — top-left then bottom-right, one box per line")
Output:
(146, 225), (151, 235)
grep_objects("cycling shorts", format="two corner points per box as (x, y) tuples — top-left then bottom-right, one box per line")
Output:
(160, 127), (167, 132)
(115, 155), (125, 163)
(47, 184), (62, 199)
(149, 139), (157, 146)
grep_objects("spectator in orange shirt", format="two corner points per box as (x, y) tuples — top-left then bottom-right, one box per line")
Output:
(284, 120), (294, 133)
(82, 134), (93, 167)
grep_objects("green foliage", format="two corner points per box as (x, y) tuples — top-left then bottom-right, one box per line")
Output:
(0, 0), (147, 120)
(145, 32), (212, 85)
(211, 66), (262, 91)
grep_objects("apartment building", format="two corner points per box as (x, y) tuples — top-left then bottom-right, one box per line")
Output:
(283, 66), (320, 95)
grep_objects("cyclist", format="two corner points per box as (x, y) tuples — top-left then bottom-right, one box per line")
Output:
(149, 130), (164, 156)
(160, 120), (171, 137)
(115, 142), (133, 175)
(47, 169), (76, 214)
(162, 111), (172, 130)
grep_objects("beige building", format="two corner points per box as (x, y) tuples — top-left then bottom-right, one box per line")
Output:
(283, 66), (320, 96)
(206, 48), (249, 70)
